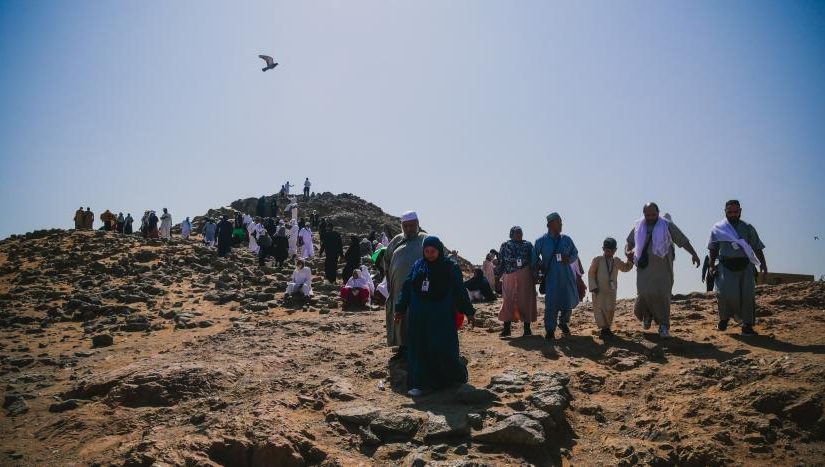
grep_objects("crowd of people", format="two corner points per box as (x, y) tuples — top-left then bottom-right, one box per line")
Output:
(73, 196), (767, 399)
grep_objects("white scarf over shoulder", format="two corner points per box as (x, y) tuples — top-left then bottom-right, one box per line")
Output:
(708, 219), (761, 267)
(634, 217), (672, 263)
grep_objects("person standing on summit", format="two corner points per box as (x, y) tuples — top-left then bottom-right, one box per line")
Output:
(73, 207), (84, 230)
(303, 178), (311, 198)
(159, 208), (172, 240)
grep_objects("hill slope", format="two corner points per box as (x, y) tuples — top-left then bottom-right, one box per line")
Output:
(1, 200), (824, 465)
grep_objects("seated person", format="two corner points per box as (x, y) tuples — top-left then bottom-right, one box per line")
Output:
(373, 276), (389, 306)
(465, 268), (496, 302)
(285, 259), (313, 297)
(341, 269), (371, 307)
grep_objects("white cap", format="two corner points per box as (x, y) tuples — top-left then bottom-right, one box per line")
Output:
(400, 211), (418, 222)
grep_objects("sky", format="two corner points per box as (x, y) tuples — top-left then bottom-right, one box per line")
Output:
(1, 0), (824, 298)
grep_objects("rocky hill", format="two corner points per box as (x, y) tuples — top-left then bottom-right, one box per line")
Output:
(1, 202), (824, 465)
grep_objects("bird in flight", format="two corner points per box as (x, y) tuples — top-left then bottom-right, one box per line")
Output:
(258, 55), (278, 72)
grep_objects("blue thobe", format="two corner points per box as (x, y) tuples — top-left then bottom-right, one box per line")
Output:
(533, 233), (580, 332)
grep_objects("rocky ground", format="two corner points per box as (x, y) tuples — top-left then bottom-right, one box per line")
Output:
(1, 222), (824, 465)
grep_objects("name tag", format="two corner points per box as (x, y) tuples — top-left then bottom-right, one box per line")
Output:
(516, 259), (523, 267)
(555, 253), (562, 262)
(421, 279), (429, 292)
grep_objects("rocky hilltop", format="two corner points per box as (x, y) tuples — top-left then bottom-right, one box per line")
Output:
(1, 195), (824, 466)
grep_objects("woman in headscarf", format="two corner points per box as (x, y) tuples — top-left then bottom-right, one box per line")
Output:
(342, 235), (361, 281)
(272, 225), (290, 267)
(341, 269), (371, 308)
(285, 259), (313, 298)
(494, 226), (537, 337)
(394, 236), (475, 397)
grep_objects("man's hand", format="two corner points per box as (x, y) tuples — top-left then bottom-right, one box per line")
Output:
(708, 264), (717, 275)
(691, 254), (701, 267)
(561, 254), (570, 264)
(760, 264), (768, 274)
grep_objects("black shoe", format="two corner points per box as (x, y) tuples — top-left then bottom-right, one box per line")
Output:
(718, 319), (729, 331)
(599, 328), (613, 339)
(741, 325), (758, 336)
(499, 322), (512, 338)
(545, 330), (555, 340)
(523, 323), (532, 337)
(559, 323), (571, 336)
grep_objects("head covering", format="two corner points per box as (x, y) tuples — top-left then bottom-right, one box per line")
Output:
(408, 236), (451, 299)
(603, 237), (617, 250)
(546, 212), (561, 223)
(422, 236), (445, 260)
(509, 226), (523, 239)
(400, 211), (418, 222)
(725, 199), (740, 208)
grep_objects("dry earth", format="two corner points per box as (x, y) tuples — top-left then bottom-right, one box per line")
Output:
(1, 223), (824, 466)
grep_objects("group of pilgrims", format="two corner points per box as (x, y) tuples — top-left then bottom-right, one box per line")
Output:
(381, 200), (767, 397)
(73, 206), (186, 240)
(74, 197), (767, 398)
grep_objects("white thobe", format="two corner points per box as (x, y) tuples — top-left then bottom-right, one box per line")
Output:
(248, 222), (264, 254)
(286, 266), (312, 296)
(299, 227), (314, 258)
(159, 214), (172, 239)
(288, 223), (299, 256)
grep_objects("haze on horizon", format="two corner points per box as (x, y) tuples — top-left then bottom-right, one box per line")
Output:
(1, 0), (823, 299)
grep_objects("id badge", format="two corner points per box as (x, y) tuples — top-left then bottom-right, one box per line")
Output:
(516, 258), (523, 267)
(555, 253), (562, 262)
(609, 280), (617, 291)
(421, 279), (430, 292)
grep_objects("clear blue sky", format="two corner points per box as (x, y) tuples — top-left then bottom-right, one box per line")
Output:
(1, 0), (823, 297)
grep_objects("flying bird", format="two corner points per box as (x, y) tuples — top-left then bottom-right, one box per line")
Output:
(258, 54), (278, 72)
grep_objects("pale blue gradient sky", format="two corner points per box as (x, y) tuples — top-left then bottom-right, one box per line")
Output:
(1, 1), (823, 298)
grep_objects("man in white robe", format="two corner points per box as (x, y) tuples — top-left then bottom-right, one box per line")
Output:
(159, 208), (172, 240)
(298, 222), (314, 258)
(248, 218), (264, 255)
(288, 220), (299, 258)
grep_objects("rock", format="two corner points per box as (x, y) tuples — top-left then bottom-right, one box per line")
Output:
(250, 435), (304, 467)
(752, 390), (796, 415)
(472, 413), (546, 446)
(784, 395), (823, 428)
(487, 371), (530, 393)
(4, 396), (29, 416)
(48, 399), (81, 413)
(424, 411), (470, 440)
(370, 411), (424, 440)
(527, 387), (570, 421)
(91, 334), (114, 348)
(334, 406), (381, 425)
(454, 383), (499, 404)
(324, 378), (357, 401)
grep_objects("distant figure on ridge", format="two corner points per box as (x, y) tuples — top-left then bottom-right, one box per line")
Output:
(181, 217), (192, 240)
(73, 207), (84, 230)
(304, 178), (311, 198)
(159, 208), (172, 240)
(216, 215), (233, 257)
